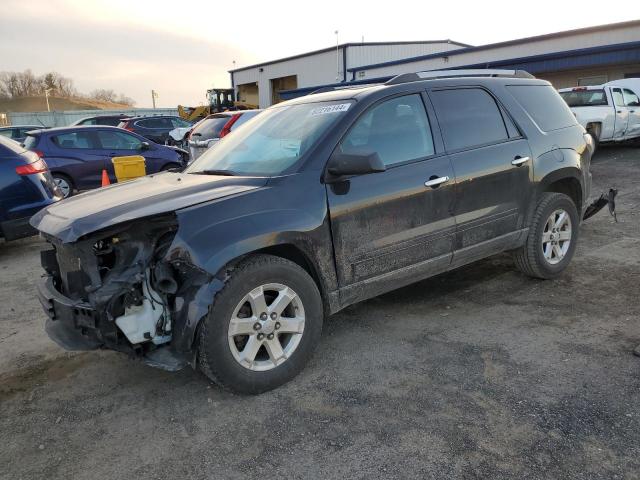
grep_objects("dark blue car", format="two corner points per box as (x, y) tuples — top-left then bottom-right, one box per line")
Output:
(23, 126), (187, 198)
(0, 136), (61, 241)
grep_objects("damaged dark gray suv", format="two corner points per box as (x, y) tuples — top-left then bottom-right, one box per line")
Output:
(33, 70), (595, 394)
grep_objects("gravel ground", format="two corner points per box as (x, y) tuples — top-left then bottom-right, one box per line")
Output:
(1, 146), (639, 480)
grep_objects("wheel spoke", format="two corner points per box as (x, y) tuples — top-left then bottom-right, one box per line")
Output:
(552, 244), (563, 259)
(239, 336), (262, 366)
(269, 287), (296, 316)
(228, 317), (257, 337)
(542, 231), (552, 243)
(247, 286), (268, 316)
(554, 211), (567, 229)
(276, 317), (305, 334)
(264, 337), (286, 364)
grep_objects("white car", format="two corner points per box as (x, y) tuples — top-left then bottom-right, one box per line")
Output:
(558, 80), (640, 145)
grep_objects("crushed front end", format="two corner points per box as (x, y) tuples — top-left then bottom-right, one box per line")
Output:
(36, 214), (211, 371)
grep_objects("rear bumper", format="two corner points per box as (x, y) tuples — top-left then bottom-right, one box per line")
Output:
(0, 216), (37, 241)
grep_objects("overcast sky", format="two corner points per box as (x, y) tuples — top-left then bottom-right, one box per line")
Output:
(0, 0), (634, 107)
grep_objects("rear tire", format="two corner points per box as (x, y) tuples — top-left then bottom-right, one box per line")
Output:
(513, 192), (579, 279)
(198, 254), (323, 394)
(52, 173), (74, 199)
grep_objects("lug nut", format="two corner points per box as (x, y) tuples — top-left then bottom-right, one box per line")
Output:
(260, 312), (267, 320)
(275, 322), (281, 330)
(253, 322), (261, 331)
(267, 333), (274, 340)
(257, 333), (265, 340)
(270, 312), (277, 319)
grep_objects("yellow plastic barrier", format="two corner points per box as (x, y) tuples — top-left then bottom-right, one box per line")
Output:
(111, 155), (146, 182)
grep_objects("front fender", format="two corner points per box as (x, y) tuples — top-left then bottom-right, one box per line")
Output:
(164, 172), (337, 353)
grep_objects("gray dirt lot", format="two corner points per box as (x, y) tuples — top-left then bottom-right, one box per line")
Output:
(1, 146), (639, 480)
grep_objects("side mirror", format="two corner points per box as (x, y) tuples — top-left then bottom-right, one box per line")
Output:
(326, 150), (385, 180)
(139, 141), (150, 151)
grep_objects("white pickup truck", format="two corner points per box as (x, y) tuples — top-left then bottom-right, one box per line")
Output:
(558, 79), (640, 145)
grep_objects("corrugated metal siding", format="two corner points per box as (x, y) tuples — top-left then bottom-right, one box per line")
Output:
(360, 24), (640, 78)
(6, 108), (178, 127)
(347, 42), (463, 69)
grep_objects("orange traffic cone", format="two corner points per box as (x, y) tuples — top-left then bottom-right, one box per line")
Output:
(101, 169), (110, 187)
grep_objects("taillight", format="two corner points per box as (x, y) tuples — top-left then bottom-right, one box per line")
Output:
(16, 158), (48, 175)
(122, 122), (134, 132)
(34, 149), (45, 158)
(219, 114), (241, 138)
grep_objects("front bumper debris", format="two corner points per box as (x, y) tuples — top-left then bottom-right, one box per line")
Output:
(583, 188), (618, 222)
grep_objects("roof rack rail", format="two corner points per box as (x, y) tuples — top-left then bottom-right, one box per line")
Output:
(385, 69), (535, 85)
(310, 83), (383, 95)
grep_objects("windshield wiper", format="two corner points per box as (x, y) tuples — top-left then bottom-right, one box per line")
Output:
(193, 169), (238, 176)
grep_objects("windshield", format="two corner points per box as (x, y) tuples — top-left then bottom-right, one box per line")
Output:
(559, 89), (608, 107)
(185, 100), (354, 176)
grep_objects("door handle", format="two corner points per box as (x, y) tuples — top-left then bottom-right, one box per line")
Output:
(424, 175), (450, 188)
(511, 156), (530, 166)
(630, 110), (636, 113)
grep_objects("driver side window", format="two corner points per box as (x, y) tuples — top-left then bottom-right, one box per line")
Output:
(341, 94), (435, 167)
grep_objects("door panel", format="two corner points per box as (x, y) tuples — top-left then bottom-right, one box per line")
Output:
(610, 87), (629, 139)
(449, 139), (533, 252)
(428, 87), (533, 260)
(327, 156), (455, 287)
(622, 88), (640, 138)
(326, 93), (456, 297)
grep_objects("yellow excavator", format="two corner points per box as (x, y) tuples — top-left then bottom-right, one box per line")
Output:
(178, 88), (257, 123)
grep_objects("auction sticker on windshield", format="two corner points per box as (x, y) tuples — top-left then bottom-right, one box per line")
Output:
(310, 103), (351, 116)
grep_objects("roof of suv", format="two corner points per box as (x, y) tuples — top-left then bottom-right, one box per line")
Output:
(24, 125), (126, 136)
(281, 73), (549, 107)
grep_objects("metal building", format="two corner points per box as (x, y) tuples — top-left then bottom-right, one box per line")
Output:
(229, 20), (640, 107)
(229, 40), (469, 108)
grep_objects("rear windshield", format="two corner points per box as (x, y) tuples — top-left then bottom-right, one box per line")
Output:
(507, 85), (578, 132)
(22, 135), (39, 150)
(190, 115), (232, 140)
(559, 89), (608, 107)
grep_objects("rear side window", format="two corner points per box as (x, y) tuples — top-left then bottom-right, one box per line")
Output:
(341, 94), (434, 166)
(51, 132), (95, 149)
(96, 117), (124, 126)
(623, 88), (640, 107)
(507, 85), (577, 132)
(0, 129), (11, 138)
(170, 118), (191, 128)
(96, 130), (142, 149)
(430, 88), (509, 151)
(231, 111), (260, 131)
(191, 116), (232, 140)
(559, 89), (608, 107)
(138, 118), (171, 128)
(611, 88), (624, 106)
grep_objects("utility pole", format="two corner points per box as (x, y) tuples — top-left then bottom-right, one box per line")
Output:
(44, 88), (52, 112)
(151, 89), (158, 108)
(335, 30), (340, 82)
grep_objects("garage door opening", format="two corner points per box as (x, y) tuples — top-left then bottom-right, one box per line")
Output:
(237, 82), (259, 108)
(270, 75), (297, 105)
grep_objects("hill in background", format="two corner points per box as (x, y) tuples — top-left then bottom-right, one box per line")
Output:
(0, 96), (133, 112)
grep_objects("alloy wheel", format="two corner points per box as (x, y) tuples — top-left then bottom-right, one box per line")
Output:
(228, 283), (305, 371)
(54, 177), (71, 198)
(542, 208), (572, 265)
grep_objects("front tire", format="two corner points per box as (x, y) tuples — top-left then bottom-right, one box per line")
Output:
(198, 255), (323, 394)
(513, 192), (579, 279)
